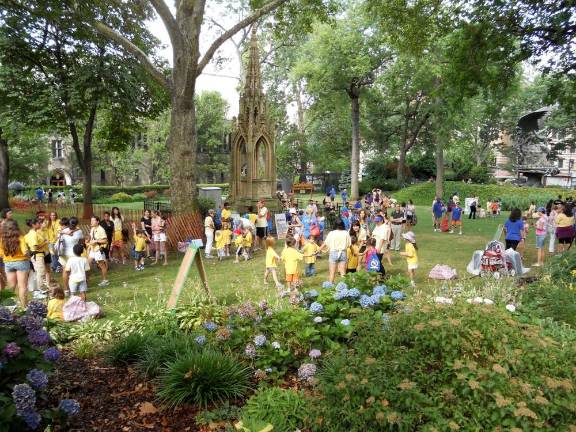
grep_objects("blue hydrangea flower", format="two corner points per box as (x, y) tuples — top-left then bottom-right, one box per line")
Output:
(335, 282), (348, 291)
(27, 329), (51, 346)
(254, 334), (267, 347)
(264, 367), (273, 373)
(333, 289), (348, 300)
(340, 319), (351, 326)
(313, 316), (323, 324)
(245, 344), (256, 358)
(203, 321), (217, 332)
(26, 369), (48, 390)
(194, 335), (207, 345)
(373, 285), (387, 296)
(309, 349), (322, 359)
(12, 383), (36, 413)
(18, 315), (43, 332)
(309, 302), (324, 314)
(0, 307), (14, 323)
(346, 288), (360, 298)
(390, 290), (406, 301)
(20, 410), (41, 429)
(26, 301), (47, 319)
(305, 289), (319, 298)
(58, 399), (80, 416)
(381, 313), (391, 322)
(271, 341), (281, 349)
(360, 294), (375, 308)
(43, 347), (61, 362)
(322, 281), (334, 289)
(370, 294), (382, 304)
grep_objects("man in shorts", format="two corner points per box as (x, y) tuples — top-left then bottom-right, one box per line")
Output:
(255, 199), (269, 250)
(87, 216), (109, 287)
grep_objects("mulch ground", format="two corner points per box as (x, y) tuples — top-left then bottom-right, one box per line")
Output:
(47, 354), (202, 432)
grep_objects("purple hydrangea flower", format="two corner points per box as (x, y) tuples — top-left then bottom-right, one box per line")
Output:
(244, 343), (256, 358)
(309, 302), (324, 314)
(335, 282), (348, 291)
(279, 290), (290, 298)
(43, 347), (61, 362)
(194, 335), (207, 345)
(26, 301), (47, 319)
(18, 315), (43, 332)
(26, 369), (48, 390)
(12, 383), (36, 413)
(254, 334), (267, 347)
(3, 342), (22, 358)
(0, 307), (14, 323)
(309, 349), (322, 359)
(258, 300), (268, 309)
(271, 341), (281, 349)
(203, 321), (217, 332)
(58, 399), (80, 416)
(265, 308), (273, 317)
(27, 329), (51, 346)
(297, 363), (317, 380)
(322, 281), (334, 289)
(20, 410), (41, 430)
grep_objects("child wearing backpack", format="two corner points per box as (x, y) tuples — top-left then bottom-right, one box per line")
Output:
(364, 238), (382, 274)
(400, 231), (418, 287)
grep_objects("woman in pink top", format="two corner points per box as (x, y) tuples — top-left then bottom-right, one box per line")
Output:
(151, 210), (168, 266)
(533, 207), (548, 267)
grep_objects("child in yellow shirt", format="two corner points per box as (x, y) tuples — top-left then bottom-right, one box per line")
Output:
(302, 235), (320, 277)
(47, 286), (65, 320)
(221, 222), (232, 257)
(346, 235), (360, 274)
(214, 230), (226, 260)
(264, 237), (283, 289)
(400, 231), (418, 287)
(281, 237), (303, 295)
(132, 224), (148, 271)
(234, 227), (252, 263)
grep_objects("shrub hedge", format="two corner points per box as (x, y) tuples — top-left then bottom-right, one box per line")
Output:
(392, 181), (569, 210)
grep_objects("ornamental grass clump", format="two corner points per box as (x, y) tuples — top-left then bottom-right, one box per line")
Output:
(310, 302), (576, 431)
(103, 332), (155, 366)
(156, 350), (252, 408)
(138, 334), (198, 378)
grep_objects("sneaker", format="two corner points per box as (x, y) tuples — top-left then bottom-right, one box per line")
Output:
(459, 232), (462, 235)
(449, 230), (454, 234)
(98, 280), (110, 287)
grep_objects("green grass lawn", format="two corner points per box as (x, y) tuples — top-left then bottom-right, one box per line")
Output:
(73, 206), (542, 320)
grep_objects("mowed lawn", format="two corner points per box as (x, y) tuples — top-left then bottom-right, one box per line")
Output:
(50, 205), (541, 320)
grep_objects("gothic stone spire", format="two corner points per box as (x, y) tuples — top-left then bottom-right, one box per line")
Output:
(244, 27), (262, 97)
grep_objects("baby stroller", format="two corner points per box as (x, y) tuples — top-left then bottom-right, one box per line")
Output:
(479, 240), (515, 279)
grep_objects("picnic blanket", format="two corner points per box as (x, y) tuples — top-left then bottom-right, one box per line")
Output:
(429, 264), (458, 280)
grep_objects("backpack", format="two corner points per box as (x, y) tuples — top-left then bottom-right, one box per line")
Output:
(365, 250), (381, 272)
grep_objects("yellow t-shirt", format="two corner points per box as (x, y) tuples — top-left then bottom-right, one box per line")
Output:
(347, 244), (360, 270)
(281, 247), (303, 275)
(0, 236), (29, 262)
(45, 221), (61, 243)
(266, 247), (279, 268)
(215, 231), (226, 249)
(404, 243), (418, 266)
(244, 232), (253, 248)
(24, 230), (48, 254)
(47, 298), (64, 320)
(248, 213), (258, 225)
(234, 235), (244, 248)
(221, 229), (232, 245)
(134, 236), (147, 252)
(556, 213), (575, 228)
(221, 209), (232, 220)
(302, 242), (319, 264)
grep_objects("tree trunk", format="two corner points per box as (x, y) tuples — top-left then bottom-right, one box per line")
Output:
(168, 92), (197, 214)
(294, 81), (307, 179)
(397, 141), (407, 184)
(81, 106), (97, 219)
(0, 130), (9, 209)
(435, 137), (444, 198)
(350, 94), (361, 201)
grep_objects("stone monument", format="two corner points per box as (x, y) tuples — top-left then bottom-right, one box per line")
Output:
(229, 29), (276, 209)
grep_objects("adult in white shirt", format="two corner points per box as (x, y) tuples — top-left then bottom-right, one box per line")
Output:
(322, 218), (351, 283)
(255, 200), (269, 249)
(204, 209), (215, 258)
(59, 217), (84, 267)
(371, 215), (392, 268)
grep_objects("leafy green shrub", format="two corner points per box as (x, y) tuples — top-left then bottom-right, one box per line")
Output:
(240, 388), (309, 432)
(197, 196), (216, 217)
(104, 332), (154, 366)
(109, 192), (134, 203)
(143, 190), (158, 199)
(195, 402), (241, 429)
(156, 350), (252, 408)
(310, 302), (576, 431)
(72, 339), (101, 360)
(138, 335), (198, 378)
(131, 192), (146, 201)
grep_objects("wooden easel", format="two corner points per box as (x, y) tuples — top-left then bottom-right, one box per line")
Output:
(167, 245), (212, 309)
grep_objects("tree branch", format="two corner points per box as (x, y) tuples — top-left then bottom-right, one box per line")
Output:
(149, 0), (184, 51)
(196, 0), (289, 76)
(93, 21), (171, 91)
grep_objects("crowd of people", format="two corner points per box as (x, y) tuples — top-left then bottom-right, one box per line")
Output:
(0, 207), (170, 312)
(34, 187), (78, 204)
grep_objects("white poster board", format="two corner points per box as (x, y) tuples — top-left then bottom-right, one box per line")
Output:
(464, 197), (476, 215)
(275, 213), (289, 239)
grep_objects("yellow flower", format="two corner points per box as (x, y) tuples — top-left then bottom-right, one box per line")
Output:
(375, 412), (385, 422)
(448, 318), (461, 326)
(380, 399), (390, 407)
(366, 396), (375, 405)
(414, 323), (426, 331)
(387, 412), (401, 424)
(514, 406), (539, 420)
(452, 360), (464, 370)
(442, 388), (455, 401)
(468, 380), (480, 390)
(494, 393), (512, 408)
(365, 356), (376, 365)
(342, 394), (350, 402)
(361, 378), (368, 385)
(492, 364), (507, 375)
(448, 421), (460, 431)
(398, 380), (416, 391)
(429, 319), (443, 327)
(534, 395), (549, 405)
(337, 381), (346, 390)
(345, 373), (355, 382)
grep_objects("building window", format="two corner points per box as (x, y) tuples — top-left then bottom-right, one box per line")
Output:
(52, 139), (64, 159)
(100, 169), (106, 184)
(558, 159), (564, 169)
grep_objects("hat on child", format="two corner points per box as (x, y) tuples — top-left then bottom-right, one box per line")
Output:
(402, 231), (416, 243)
(537, 207), (546, 213)
(374, 216), (384, 223)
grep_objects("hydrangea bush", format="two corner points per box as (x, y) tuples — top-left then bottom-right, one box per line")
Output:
(0, 303), (80, 430)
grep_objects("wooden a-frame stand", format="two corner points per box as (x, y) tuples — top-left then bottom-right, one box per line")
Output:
(167, 245), (212, 309)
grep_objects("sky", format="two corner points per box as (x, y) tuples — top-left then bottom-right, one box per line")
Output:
(147, 12), (243, 117)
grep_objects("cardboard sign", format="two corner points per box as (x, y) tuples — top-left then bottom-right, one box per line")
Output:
(167, 245), (211, 308)
(275, 213), (289, 239)
(464, 197), (476, 215)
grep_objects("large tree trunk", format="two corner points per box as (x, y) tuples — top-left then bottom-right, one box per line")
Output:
(350, 94), (361, 201)
(0, 129), (9, 209)
(435, 138), (444, 198)
(81, 106), (97, 219)
(294, 81), (307, 179)
(397, 141), (407, 184)
(168, 92), (197, 214)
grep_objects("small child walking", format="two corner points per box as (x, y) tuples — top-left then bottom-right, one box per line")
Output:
(132, 224), (147, 271)
(302, 235), (320, 277)
(346, 235), (360, 273)
(214, 230), (226, 260)
(234, 227), (253, 263)
(281, 237), (303, 298)
(264, 237), (283, 288)
(400, 231), (418, 288)
(450, 202), (463, 235)
(63, 243), (90, 301)
(47, 286), (65, 320)
(221, 222), (232, 257)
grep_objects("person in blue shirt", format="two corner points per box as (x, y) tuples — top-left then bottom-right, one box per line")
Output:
(354, 200), (362, 210)
(35, 187), (44, 203)
(329, 186), (336, 202)
(341, 204), (351, 230)
(341, 188), (348, 204)
(450, 202), (463, 235)
(503, 208), (524, 250)
(432, 197), (445, 232)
